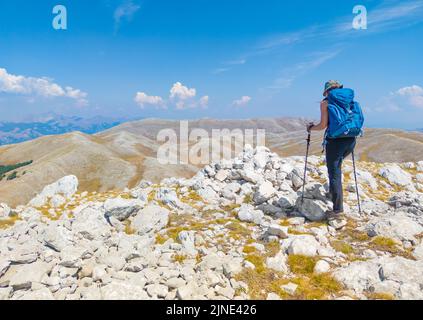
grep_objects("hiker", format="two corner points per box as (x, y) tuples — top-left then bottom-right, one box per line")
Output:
(306, 80), (364, 220)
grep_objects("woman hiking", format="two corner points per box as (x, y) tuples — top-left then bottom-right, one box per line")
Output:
(307, 80), (364, 221)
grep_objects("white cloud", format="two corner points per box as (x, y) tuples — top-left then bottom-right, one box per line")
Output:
(134, 92), (165, 109)
(395, 85), (423, 109)
(375, 85), (423, 112)
(232, 96), (251, 107)
(259, 1), (423, 52)
(135, 82), (208, 110)
(0, 68), (88, 106)
(170, 82), (197, 109)
(397, 85), (423, 96)
(268, 50), (341, 91)
(170, 82), (196, 100)
(114, 1), (141, 32)
(199, 96), (209, 109)
(217, 1), (423, 76)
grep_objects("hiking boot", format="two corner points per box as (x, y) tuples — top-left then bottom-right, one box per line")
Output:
(325, 210), (345, 221)
(325, 211), (347, 230)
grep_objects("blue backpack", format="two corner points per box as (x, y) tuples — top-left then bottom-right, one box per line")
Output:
(326, 88), (364, 139)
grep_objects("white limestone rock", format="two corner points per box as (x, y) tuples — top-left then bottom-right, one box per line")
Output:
(104, 197), (143, 221)
(29, 175), (78, 207)
(132, 205), (170, 236)
(287, 235), (320, 257)
(314, 260), (331, 274)
(253, 181), (276, 205)
(296, 198), (331, 222)
(237, 204), (264, 224)
(379, 165), (413, 188)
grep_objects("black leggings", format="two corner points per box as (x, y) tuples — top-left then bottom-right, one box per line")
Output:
(325, 137), (356, 213)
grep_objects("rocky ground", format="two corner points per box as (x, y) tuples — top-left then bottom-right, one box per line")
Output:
(1, 146), (423, 300)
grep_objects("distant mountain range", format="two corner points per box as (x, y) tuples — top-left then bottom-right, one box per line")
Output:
(0, 114), (124, 146)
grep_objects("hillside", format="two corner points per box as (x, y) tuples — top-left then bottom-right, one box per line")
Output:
(0, 146), (422, 300)
(1, 118), (423, 207)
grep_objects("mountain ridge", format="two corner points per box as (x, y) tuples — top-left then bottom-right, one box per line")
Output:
(1, 117), (423, 207)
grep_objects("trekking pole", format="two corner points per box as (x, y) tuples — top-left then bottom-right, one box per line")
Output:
(351, 151), (362, 215)
(301, 132), (311, 205)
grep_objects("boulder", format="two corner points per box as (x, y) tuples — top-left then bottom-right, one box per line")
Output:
(266, 252), (288, 272)
(104, 198), (143, 221)
(379, 165), (412, 187)
(256, 204), (284, 216)
(237, 204), (264, 224)
(365, 214), (423, 242)
(42, 223), (74, 252)
(304, 183), (328, 202)
(166, 277), (186, 289)
(239, 166), (262, 184)
(288, 168), (304, 190)
(314, 260), (331, 274)
(8, 245), (39, 264)
(132, 205), (169, 236)
(287, 235), (320, 256)
(8, 262), (52, 291)
(59, 246), (90, 268)
(29, 175), (78, 207)
(222, 259), (243, 278)
(267, 225), (289, 239)
(296, 198), (331, 222)
(72, 207), (111, 241)
(333, 260), (381, 293)
(99, 255), (126, 272)
(354, 169), (378, 190)
(253, 181), (276, 205)
(276, 193), (297, 210)
(334, 257), (423, 299)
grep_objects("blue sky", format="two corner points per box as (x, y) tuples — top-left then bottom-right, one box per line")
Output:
(1, 0), (423, 128)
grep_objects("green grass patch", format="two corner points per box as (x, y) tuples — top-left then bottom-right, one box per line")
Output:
(287, 255), (318, 275)
(331, 240), (355, 255)
(245, 254), (266, 274)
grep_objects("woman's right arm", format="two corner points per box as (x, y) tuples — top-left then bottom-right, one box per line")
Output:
(309, 100), (329, 131)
